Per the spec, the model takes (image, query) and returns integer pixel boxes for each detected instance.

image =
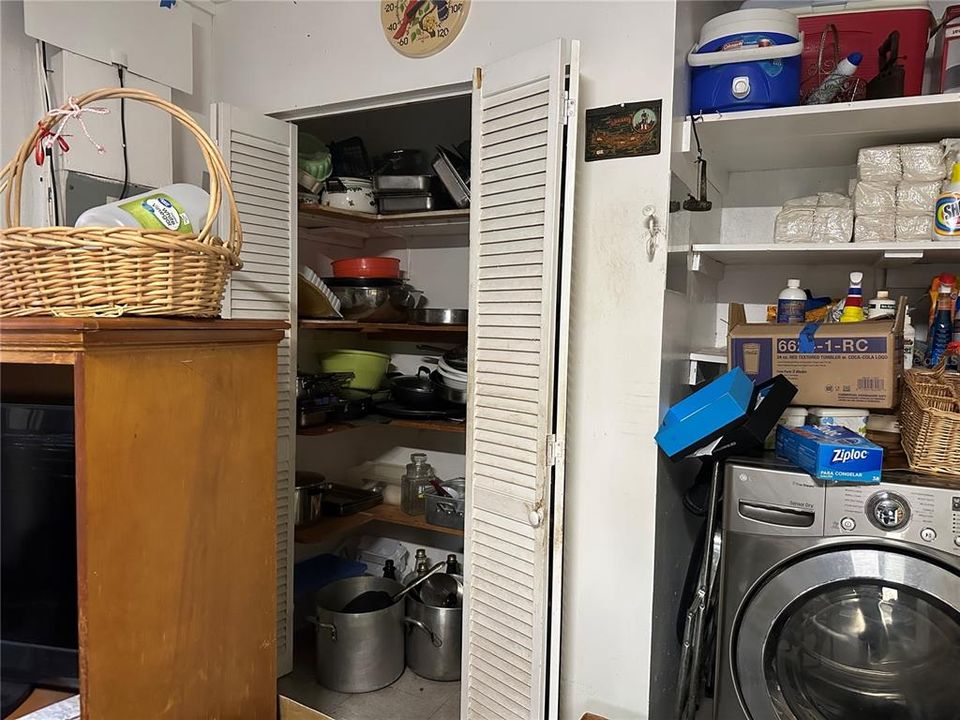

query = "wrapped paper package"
[857,145,901,183]
[853,181,897,215]
[896,214,933,241]
[854,214,895,243]
[897,181,941,214]
[900,143,948,182]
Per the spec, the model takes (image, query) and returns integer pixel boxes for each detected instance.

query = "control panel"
[825,481,960,557]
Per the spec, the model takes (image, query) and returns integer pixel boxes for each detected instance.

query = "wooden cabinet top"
[0,317,287,364]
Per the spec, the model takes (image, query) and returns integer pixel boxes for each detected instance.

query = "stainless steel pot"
[310,576,405,693]
[404,580,462,682]
[411,308,468,325]
[430,370,466,405]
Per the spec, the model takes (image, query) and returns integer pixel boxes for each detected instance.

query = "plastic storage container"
[745,1,934,98]
[764,406,808,449]
[807,406,870,436]
[688,9,803,113]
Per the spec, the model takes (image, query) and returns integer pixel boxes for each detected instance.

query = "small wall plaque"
[585,100,662,161]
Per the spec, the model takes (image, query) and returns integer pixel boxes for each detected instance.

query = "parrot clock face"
[381,0,470,58]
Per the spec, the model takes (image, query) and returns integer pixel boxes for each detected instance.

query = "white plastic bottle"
[75,183,209,234]
[805,52,863,105]
[866,290,896,319]
[777,279,806,324]
[903,309,916,370]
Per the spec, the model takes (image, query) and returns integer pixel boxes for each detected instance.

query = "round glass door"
[767,583,960,720]
[735,548,960,720]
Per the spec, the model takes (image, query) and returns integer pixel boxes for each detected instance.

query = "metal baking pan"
[320,483,383,516]
[378,194,435,214]
[373,174,432,194]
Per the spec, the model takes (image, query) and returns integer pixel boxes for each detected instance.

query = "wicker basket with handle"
[0,88,241,317]
[899,353,960,478]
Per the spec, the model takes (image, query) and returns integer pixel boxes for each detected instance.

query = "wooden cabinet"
[0,318,285,720]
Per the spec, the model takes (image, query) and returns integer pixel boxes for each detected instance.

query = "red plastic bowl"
[331,256,401,279]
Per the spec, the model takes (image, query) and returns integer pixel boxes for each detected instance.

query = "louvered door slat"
[465,40,578,720]
[213,102,296,678]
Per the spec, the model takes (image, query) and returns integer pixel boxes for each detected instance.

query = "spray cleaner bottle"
[933,162,960,241]
[839,272,865,323]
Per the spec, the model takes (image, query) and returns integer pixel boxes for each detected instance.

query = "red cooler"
[746,1,934,97]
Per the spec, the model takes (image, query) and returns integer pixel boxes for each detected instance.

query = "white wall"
[1,0,46,227]
[213,2,680,718]
[1,0,214,224]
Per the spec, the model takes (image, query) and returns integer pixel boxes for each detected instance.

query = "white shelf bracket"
[689,251,724,281]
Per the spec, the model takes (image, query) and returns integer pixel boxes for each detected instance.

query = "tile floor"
[279,631,460,720]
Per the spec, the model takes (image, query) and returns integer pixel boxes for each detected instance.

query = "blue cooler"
[689,9,802,113]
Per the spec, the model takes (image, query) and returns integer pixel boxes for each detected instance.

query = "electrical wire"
[35,40,59,225]
[116,64,130,199]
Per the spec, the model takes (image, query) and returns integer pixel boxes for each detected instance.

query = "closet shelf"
[298,203,470,241]
[298,415,466,436]
[689,241,959,269]
[299,319,467,338]
[295,502,464,543]
[679,92,960,180]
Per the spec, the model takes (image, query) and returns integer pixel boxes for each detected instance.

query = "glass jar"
[401,453,435,516]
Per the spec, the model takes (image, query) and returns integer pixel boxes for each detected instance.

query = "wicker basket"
[899,355,960,478]
[0,88,241,317]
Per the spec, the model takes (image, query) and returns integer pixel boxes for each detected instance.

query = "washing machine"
[714,456,960,720]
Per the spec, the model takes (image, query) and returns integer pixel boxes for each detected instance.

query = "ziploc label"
[776,424,883,484]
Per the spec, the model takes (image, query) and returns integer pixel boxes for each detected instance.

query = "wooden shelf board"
[295,502,463,543]
[298,415,465,436]
[680,93,960,177]
[298,319,467,336]
[690,241,960,267]
[298,204,469,241]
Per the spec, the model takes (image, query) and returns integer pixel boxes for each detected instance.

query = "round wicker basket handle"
[0,88,240,255]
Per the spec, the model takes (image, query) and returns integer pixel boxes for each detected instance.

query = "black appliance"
[1,403,79,698]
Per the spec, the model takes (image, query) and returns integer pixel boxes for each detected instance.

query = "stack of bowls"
[324,256,420,323]
[430,349,468,405]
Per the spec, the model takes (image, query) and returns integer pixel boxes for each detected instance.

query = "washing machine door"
[734,547,960,720]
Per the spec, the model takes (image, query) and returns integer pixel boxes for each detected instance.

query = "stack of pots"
[310,574,462,693]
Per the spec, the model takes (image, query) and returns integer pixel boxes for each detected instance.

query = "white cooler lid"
[739,1,932,17]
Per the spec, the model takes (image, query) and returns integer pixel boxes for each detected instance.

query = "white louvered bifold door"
[211,103,297,677]
[463,39,579,720]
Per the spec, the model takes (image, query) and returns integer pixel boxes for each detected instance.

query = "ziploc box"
[727,301,904,409]
[776,424,883,484]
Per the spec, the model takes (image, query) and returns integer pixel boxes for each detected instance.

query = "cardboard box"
[776,424,883,484]
[727,302,904,409]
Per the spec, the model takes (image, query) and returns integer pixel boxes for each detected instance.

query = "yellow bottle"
[933,162,960,240]
[840,271,865,323]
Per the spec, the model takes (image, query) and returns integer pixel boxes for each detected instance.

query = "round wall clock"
[381,0,470,58]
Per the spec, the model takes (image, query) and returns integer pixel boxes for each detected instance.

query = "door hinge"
[562,91,575,125]
[546,434,564,466]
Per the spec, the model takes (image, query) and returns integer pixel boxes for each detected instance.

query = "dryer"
[715,456,960,720]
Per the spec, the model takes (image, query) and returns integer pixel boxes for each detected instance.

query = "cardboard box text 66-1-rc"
[727,302,905,410]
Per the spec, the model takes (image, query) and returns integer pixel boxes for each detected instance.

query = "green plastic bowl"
[320,350,390,390]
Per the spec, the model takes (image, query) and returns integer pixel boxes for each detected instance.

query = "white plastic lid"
[698,8,799,47]
[787,279,801,288]
[782,406,808,417]
[867,414,901,433]
[808,407,870,418]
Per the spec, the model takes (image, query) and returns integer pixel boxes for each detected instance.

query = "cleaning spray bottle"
[839,271,865,323]
[933,162,960,241]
